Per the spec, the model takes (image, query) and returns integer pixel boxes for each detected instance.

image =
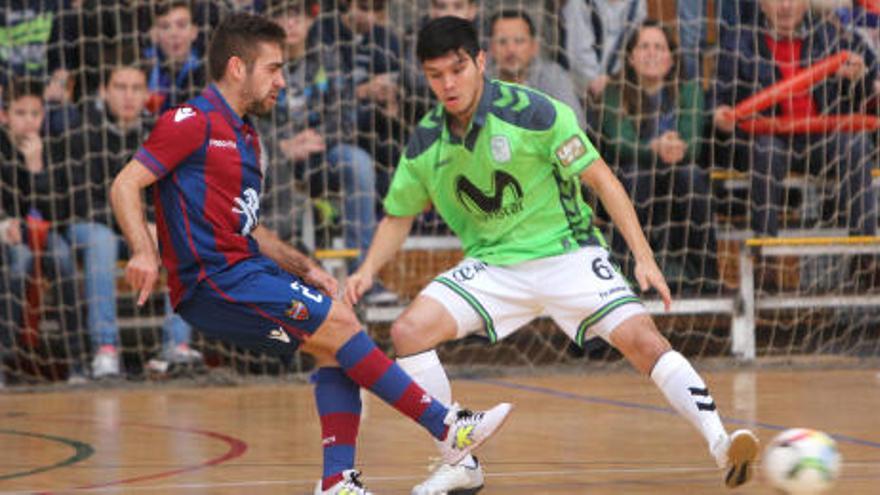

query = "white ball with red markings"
[762,428,841,494]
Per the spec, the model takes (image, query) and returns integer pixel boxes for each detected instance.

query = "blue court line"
[474,378,880,450]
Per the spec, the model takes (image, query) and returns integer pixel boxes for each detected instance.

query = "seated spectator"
[267,0,395,304]
[713,0,878,237]
[676,0,758,80]
[0,79,85,381]
[0,209,16,387]
[0,1,97,134]
[562,0,646,100]
[594,21,720,293]
[312,0,404,176]
[144,1,207,114]
[76,56,203,377]
[487,8,586,129]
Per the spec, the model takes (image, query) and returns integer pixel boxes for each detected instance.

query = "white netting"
[1,0,879,387]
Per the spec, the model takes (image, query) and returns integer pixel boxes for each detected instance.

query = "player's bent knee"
[389,317,419,349]
[610,314,672,374]
[307,301,363,354]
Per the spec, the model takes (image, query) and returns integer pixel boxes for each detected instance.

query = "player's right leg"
[391,296,485,495]
[304,302,513,467]
[390,260,538,495]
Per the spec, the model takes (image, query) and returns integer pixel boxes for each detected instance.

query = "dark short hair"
[417,16,480,63]
[153,0,194,22]
[100,43,148,87]
[490,9,536,38]
[5,78,44,106]
[349,0,386,12]
[207,13,286,82]
[430,0,477,5]
[267,0,318,18]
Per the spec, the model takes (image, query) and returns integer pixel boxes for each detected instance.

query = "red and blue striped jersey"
[135,84,264,307]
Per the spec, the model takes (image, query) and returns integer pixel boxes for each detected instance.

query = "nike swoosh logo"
[174,107,195,122]
[268,328,291,344]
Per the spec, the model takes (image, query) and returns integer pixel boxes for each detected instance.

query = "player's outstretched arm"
[250,225,337,297]
[345,214,415,305]
[580,158,672,310]
[111,159,161,306]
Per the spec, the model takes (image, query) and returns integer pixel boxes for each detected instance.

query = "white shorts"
[421,246,646,346]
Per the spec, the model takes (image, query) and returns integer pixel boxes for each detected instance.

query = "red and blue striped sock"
[314,367,362,491]
[336,331,450,440]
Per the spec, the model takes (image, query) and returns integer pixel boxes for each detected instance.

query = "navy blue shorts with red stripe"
[176,256,332,356]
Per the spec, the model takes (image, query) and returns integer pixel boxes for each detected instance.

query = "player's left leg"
[607,314,758,488]
[545,246,758,488]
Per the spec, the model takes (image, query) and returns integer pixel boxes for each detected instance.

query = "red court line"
[31,419,248,494]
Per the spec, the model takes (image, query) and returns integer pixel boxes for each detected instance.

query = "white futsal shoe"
[440,403,513,464]
[314,469,373,495]
[712,429,759,488]
[412,456,484,495]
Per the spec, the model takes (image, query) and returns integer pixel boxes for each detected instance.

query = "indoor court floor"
[1,368,879,494]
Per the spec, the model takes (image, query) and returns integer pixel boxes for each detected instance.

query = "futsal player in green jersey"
[346,16,758,494]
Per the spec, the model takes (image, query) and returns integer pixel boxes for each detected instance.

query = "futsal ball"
[762,428,841,494]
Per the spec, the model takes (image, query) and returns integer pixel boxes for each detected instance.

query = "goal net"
[1,0,878,386]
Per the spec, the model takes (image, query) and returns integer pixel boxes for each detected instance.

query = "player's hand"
[126,250,160,306]
[836,53,866,82]
[634,258,672,311]
[304,265,338,298]
[713,105,736,133]
[344,271,374,306]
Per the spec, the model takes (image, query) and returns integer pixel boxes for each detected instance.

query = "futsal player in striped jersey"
[110,13,512,495]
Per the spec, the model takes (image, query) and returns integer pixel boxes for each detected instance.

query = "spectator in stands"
[267,0,396,304]
[713,0,879,237]
[318,0,403,176]
[562,0,646,100]
[0,1,96,134]
[0,79,86,381]
[677,1,757,81]
[594,21,720,293]
[0,209,17,387]
[488,9,586,129]
[144,1,207,114]
[76,58,203,377]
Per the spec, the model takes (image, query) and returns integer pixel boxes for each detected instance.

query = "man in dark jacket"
[0,78,85,380]
[713,0,878,236]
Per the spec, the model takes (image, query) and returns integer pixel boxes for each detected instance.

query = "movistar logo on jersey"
[455,171,524,220]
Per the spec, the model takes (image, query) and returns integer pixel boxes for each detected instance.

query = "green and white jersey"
[384,78,604,265]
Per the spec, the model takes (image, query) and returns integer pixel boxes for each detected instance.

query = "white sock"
[650,351,728,458]
[398,350,476,468]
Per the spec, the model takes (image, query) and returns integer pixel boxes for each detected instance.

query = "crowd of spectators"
[1,0,878,385]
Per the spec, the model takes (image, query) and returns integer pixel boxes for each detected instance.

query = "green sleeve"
[383,155,430,217]
[677,82,705,165]
[548,102,600,178]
